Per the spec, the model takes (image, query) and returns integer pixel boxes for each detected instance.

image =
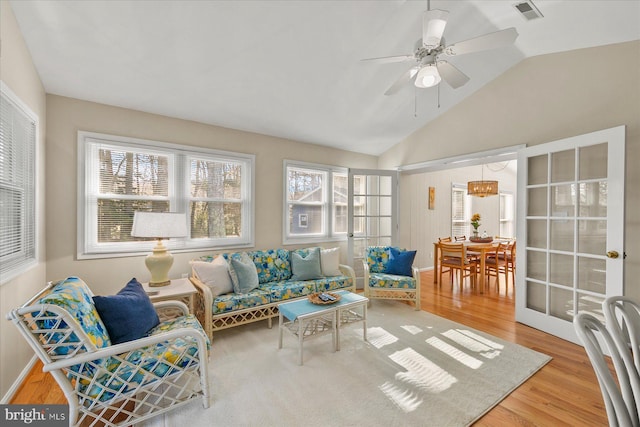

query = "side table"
[142,277,196,314]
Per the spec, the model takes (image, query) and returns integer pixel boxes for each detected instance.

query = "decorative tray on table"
[469,236,494,243]
[308,292,341,305]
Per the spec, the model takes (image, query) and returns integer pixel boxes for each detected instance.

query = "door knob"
[606,251,619,259]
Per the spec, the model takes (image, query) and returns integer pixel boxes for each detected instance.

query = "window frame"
[0,81,39,285]
[78,131,255,258]
[451,183,471,237]
[283,160,348,245]
[499,191,515,238]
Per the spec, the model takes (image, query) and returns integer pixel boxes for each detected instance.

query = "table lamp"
[131,212,188,287]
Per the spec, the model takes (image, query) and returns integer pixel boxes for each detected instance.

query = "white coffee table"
[277,290,368,365]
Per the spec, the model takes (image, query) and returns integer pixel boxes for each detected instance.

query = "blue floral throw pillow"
[92,278,160,345]
[384,247,416,277]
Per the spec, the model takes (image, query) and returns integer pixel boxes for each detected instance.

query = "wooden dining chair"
[454,235,466,241]
[439,243,477,290]
[438,237,453,277]
[485,241,516,293]
[485,242,508,291]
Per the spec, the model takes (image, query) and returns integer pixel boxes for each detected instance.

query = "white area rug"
[144,300,551,427]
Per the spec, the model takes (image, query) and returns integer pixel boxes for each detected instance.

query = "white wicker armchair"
[7,278,210,427]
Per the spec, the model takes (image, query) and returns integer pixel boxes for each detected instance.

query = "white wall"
[400,163,517,270]
[379,40,640,300]
[0,1,47,400]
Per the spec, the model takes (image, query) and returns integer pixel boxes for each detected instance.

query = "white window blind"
[283,161,347,244]
[451,184,470,237]
[79,132,254,257]
[1,83,37,283]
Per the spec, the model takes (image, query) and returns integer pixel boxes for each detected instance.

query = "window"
[79,132,254,257]
[284,161,347,243]
[1,82,38,284]
[500,191,515,238]
[451,183,471,237]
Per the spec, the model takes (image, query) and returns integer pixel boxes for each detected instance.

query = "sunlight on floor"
[441,329,502,359]
[379,381,423,413]
[400,325,423,335]
[389,348,457,393]
[426,336,483,369]
[367,326,399,349]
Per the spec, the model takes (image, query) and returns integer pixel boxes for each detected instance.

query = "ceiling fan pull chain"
[437,83,441,108]
[414,89,418,117]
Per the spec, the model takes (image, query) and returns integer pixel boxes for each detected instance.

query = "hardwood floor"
[11,270,607,426]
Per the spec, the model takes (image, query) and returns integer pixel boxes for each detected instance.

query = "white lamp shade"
[415,65,442,88]
[131,212,188,238]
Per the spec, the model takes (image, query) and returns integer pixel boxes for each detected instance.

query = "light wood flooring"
[11,270,607,425]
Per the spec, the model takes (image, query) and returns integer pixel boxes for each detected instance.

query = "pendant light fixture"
[467,165,498,197]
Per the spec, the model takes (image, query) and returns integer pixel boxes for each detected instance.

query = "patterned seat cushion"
[314,276,353,292]
[80,315,208,402]
[259,280,316,302]
[211,288,271,314]
[38,276,111,354]
[368,272,416,289]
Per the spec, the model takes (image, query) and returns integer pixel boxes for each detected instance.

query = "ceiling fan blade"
[384,67,419,96]
[437,61,470,89]
[422,9,449,49]
[444,27,518,56]
[361,54,414,64]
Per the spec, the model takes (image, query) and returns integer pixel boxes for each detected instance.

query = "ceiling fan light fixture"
[414,65,441,88]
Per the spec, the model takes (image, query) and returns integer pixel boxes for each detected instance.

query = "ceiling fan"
[362,5,519,96]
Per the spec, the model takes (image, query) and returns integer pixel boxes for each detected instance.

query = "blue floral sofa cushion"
[38,276,111,354]
[365,246,393,273]
[211,289,271,315]
[368,273,416,289]
[221,249,292,284]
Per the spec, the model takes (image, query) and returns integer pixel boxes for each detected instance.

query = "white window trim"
[77,131,255,259]
[283,160,347,245]
[0,81,39,285]
[451,183,471,236]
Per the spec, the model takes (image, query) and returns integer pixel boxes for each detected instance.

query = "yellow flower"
[470,213,481,229]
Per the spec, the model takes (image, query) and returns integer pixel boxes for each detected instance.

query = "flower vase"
[472,229,479,239]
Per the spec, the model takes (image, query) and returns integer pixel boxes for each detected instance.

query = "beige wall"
[45,95,377,296]
[379,40,640,300]
[0,1,47,400]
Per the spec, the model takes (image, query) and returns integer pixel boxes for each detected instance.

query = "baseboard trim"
[1,355,38,404]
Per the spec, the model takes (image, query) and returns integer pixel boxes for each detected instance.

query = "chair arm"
[153,300,190,317]
[42,327,209,373]
[339,264,357,292]
[189,276,213,340]
[362,261,370,296]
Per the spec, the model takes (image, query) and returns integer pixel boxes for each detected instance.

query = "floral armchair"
[363,246,421,310]
[7,277,210,427]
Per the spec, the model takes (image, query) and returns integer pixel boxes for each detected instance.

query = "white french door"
[347,169,398,289]
[515,126,625,343]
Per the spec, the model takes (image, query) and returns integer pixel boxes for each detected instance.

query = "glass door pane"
[516,126,625,344]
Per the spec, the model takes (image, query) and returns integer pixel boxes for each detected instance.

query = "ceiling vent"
[513,1,544,21]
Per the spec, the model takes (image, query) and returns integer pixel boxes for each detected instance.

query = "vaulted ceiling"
[10,0,640,155]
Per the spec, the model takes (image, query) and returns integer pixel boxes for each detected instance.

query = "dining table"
[433,239,508,294]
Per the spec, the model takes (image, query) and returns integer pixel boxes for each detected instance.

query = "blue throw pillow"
[92,278,160,345]
[291,247,323,281]
[384,247,416,277]
[228,253,260,294]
